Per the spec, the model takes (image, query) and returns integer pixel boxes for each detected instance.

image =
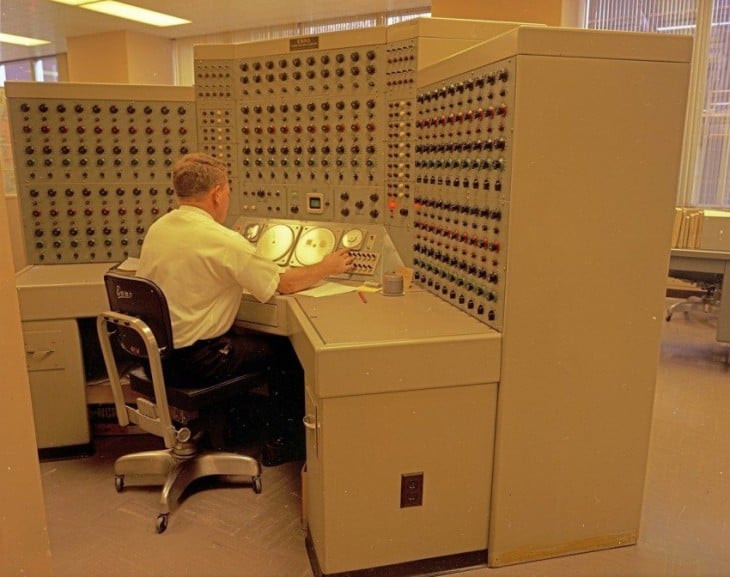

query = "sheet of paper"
[116,257,140,272]
[296,282,357,298]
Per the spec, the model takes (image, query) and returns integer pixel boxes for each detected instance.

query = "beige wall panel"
[488,54,691,565]
[67,31,172,84]
[0,166,53,577]
[126,32,174,85]
[67,31,131,83]
[432,0,564,25]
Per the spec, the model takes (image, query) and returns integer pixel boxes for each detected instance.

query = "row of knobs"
[416,70,509,103]
[414,199,502,220]
[242,100,376,114]
[244,157,376,167]
[25,156,182,169]
[241,51,377,71]
[20,124,188,135]
[34,225,148,238]
[19,103,187,115]
[241,66,376,83]
[243,144,376,155]
[416,105,508,128]
[413,265,498,320]
[419,89,507,113]
[241,122,375,135]
[416,139,506,153]
[414,157,506,170]
[414,230,500,252]
[413,246,501,281]
[31,206,159,219]
[243,170,376,182]
[24,145,185,155]
[417,175,503,191]
[28,187,174,198]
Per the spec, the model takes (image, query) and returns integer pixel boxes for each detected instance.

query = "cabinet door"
[23,319,90,448]
[315,383,498,574]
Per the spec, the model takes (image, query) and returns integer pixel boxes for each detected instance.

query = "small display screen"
[306,193,324,213]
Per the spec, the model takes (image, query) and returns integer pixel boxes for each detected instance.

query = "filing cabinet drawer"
[22,319,90,449]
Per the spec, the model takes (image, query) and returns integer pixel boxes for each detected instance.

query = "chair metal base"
[114,446,262,532]
[666,294,720,321]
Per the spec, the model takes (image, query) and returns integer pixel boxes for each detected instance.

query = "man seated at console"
[136,152,353,465]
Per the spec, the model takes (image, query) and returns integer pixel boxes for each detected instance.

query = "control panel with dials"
[234,216,400,282]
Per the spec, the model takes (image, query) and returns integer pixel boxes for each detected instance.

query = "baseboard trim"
[38,442,94,461]
[305,532,487,577]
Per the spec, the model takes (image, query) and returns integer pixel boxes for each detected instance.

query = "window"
[586,1,730,207]
[0,55,60,87]
[0,60,32,85]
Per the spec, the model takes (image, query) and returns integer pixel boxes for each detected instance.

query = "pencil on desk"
[358,291,368,303]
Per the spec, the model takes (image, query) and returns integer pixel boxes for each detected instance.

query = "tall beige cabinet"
[416,26,692,565]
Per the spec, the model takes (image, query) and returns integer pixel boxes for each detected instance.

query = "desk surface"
[669,248,730,275]
[288,290,502,398]
[295,290,495,345]
[15,263,111,320]
[671,248,730,261]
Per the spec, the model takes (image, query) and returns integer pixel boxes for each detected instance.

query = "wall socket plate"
[400,472,424,508]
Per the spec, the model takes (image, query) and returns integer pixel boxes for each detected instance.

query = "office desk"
[669,249,730,342]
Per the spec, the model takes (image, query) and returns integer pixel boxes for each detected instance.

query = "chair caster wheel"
[156,514,168,534]
[115,475,124,492]
[253,475,262,494]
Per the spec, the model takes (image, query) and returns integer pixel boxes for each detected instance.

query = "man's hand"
[320,248,354,276]
[277,248,354,294]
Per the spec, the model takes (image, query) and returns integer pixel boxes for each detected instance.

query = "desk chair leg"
[114,449,178,487]
[115,449,263,533]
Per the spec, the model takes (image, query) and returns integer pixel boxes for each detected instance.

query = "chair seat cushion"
[128,366,266,412]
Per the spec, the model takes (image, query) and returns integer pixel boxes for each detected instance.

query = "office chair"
[96,271,264,533]
[665,270,723,322]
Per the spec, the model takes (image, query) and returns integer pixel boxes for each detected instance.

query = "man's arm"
[277,248,354,294]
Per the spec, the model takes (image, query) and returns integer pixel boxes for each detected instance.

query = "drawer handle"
[302,415,316,429]
[26,348,55,361]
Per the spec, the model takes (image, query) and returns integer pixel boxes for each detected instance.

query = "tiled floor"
[40,301,730,577]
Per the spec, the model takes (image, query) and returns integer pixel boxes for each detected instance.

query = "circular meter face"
[256,224,295,261]
[242,222,261,242]
[341,228,364,249]
[295,227,336,265]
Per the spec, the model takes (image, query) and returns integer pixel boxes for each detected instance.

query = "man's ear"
[212,185,223,203]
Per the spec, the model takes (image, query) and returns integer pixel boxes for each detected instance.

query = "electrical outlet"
[400,472,424,508]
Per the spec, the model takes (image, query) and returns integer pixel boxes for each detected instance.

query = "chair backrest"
[103,271,174,359]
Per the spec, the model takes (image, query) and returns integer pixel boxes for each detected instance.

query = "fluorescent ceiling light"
[0,32,51,46]
[79,1,191,27]
[50,0,190,27]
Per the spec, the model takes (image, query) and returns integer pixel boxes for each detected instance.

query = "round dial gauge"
[256,224,295,261]
[341,228,364,249]
[243,222,261,242]
[295,227,336,265]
